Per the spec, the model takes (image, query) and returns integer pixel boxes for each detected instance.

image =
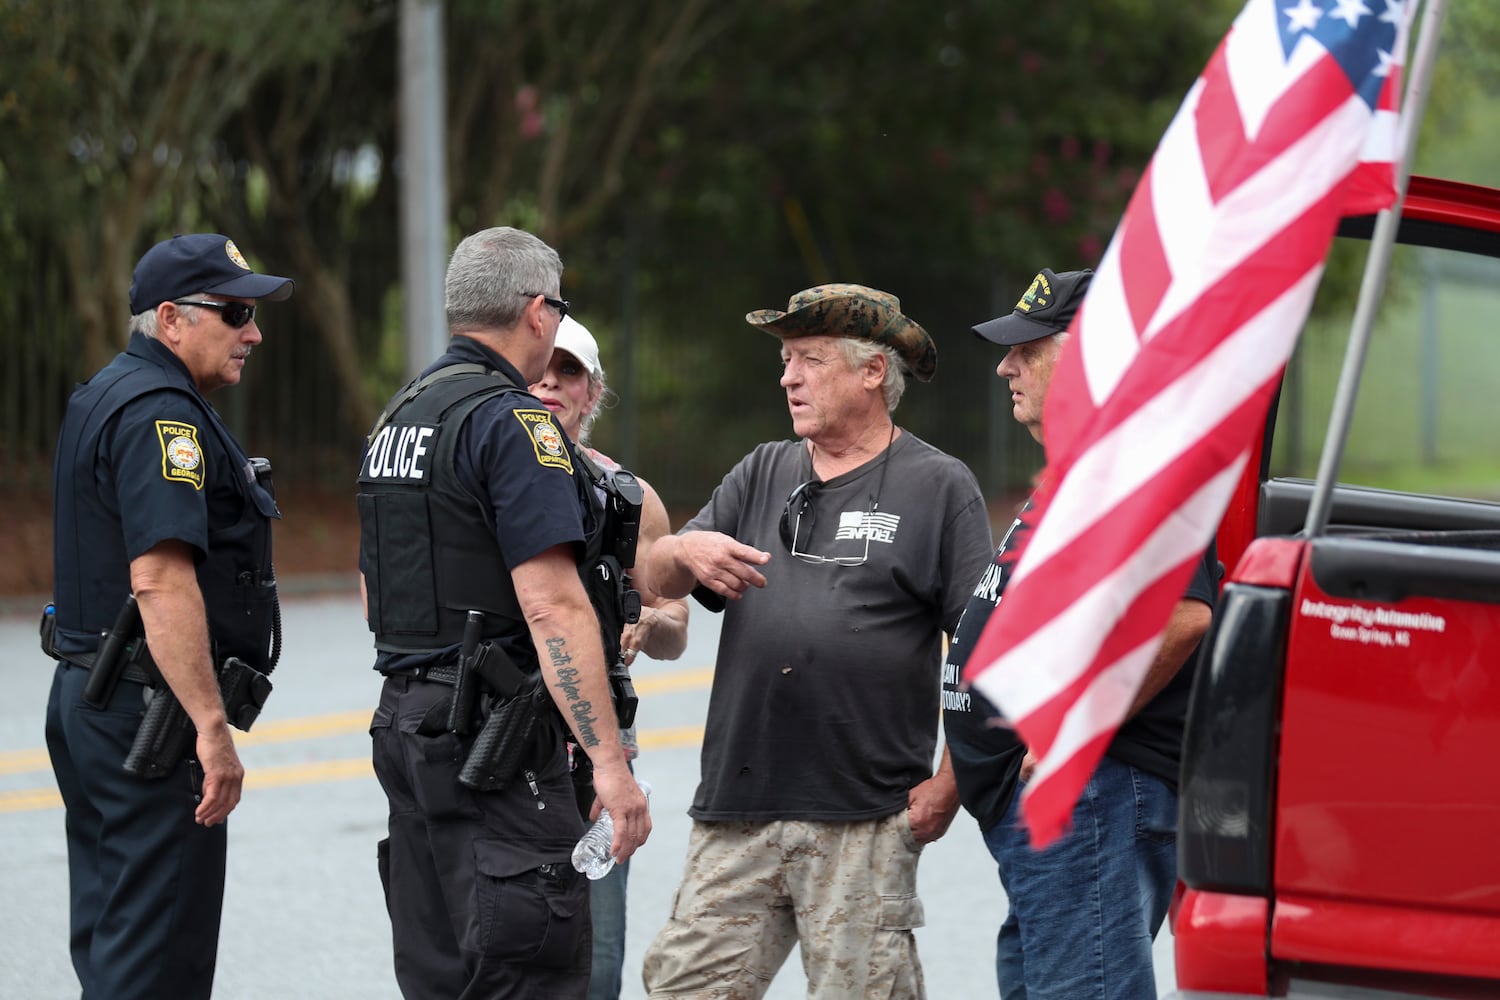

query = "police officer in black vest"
[43,233,293,1000]
[359,226,650,999]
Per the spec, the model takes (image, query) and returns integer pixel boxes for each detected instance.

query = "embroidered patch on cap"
[513,409,573,474]
[224,239,251,270]
[155,419,205,490]
[1014,271,1052,313]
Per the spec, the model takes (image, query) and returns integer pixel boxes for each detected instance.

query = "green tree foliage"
[8,0,1496,514]
[0,0,380,376]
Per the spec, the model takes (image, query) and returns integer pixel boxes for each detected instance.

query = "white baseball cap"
[554,315,603,378]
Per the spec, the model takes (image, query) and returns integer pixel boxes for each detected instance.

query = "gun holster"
[218,657,273,731]
[607,659,638,730]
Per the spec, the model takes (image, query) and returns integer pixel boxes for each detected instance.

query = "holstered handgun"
[124,656,273,780]
[123,686,194,779]
[458,680,543,791]
[455,635,542,792]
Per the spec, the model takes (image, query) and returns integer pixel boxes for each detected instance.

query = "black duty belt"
[382,663,461,686]
[64,654,151,686]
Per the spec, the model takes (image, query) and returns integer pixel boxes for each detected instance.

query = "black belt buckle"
[536,862,563,884]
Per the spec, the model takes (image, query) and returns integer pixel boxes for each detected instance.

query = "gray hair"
[129,305,205,340]
[837,338,908,412]
[445,227,563,334]
[128,311,158,339]
[576,369,616,446]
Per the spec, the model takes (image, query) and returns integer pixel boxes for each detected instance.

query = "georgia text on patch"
[155,419,205,490]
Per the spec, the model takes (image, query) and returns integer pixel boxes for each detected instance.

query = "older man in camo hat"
[640,283,994,998]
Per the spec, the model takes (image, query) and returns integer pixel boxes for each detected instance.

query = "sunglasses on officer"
[520,292,570,320]
[174,300,256,329]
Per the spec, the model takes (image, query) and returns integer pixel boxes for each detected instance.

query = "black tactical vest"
[51,337,281,670]
[357,364,628,666]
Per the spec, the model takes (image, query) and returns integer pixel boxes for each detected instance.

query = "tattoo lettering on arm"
[546,636,603,749]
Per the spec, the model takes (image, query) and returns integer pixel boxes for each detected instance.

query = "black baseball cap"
[129,233,294,315]
[973,268,1093,346]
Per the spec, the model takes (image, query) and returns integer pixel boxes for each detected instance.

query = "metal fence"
[10,242,1499,547]
[1,274,1046,530]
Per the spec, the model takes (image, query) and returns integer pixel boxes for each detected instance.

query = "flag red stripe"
[1116,169,1173,337]
[1021,728,1115,846]
[1048,175,1354,469]
[1197,46,1361,203]
[1013,554,1206,760]
[964,383,1273,684]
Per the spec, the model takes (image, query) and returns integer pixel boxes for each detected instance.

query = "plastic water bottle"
[571,778,651,880]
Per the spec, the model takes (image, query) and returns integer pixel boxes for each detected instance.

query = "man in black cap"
[640,283,993,998]
[44,233,293,1000]
[942,268,1217,999]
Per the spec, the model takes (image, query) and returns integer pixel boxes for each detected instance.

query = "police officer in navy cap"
[44,233,294,1000]
[359,226,649,999]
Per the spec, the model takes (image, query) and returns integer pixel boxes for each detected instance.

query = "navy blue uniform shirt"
[52,333,279,658]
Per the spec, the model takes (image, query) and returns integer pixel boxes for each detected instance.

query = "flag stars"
[1283,0,1323,32]
[1331,0,1372,28]
[1373,46,1395,77]
[1379,0,1405,25]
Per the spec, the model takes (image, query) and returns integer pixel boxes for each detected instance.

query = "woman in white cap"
[530,315,689,1000]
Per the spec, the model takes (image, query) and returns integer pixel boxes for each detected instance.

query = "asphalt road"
[1,592,1176,998]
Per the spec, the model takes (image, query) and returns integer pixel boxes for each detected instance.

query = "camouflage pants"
[641,813,926,999]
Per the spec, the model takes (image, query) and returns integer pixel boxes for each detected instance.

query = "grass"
[1270,240,1500,503]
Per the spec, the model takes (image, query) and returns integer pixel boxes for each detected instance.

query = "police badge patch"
[512,409,573,474]
[155,419,205,490]
[224,239,251,270]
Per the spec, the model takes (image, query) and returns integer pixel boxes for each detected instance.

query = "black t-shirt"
[942,497,1218,832]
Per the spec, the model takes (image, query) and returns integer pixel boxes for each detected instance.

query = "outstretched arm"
[622,478,689,661]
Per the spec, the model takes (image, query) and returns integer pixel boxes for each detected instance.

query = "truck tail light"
[1179,583,1291,894]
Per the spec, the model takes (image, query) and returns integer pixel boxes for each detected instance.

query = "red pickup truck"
[1169,175,1500,998]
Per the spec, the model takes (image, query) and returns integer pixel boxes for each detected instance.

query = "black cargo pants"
[371,673,591,1000]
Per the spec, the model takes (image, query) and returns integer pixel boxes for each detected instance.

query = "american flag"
[963,0,1414,848]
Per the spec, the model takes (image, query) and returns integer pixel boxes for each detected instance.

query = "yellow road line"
[634,667,714,694]
[0,787,62,812]
[246,757,373,788]
[637,725,705,751]
[0,748,51,775]
[236,710,373,746]
[0,667,714,814]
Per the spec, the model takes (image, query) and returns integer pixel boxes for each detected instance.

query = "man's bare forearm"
[643,533,697,600]
[131,542,228,733]
[513,546,630,773]
[1126,598,1213,719]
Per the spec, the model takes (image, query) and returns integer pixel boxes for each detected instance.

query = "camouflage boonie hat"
[745,283,937,382]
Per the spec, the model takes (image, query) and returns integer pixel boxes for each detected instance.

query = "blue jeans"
[983,756,1176,1000]
[587,856,628,1000]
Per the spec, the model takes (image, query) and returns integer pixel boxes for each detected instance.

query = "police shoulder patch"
[512,409,573,474]
[155,419,205,490]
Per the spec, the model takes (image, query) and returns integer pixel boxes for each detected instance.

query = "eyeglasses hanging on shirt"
[778,425,894,567]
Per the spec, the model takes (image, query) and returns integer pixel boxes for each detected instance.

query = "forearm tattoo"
[546,636,602,749]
